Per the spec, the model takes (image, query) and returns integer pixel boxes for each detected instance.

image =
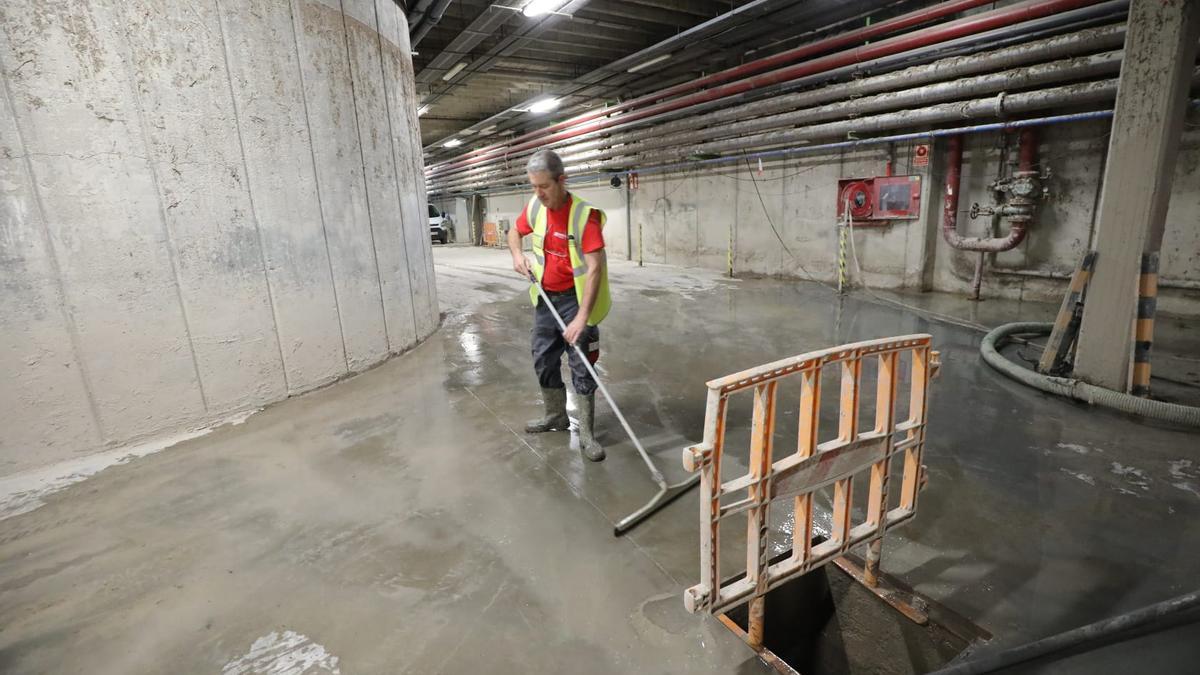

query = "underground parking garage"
[2,0,1199,673]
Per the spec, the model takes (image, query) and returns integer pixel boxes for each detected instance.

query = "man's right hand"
[513,255,531,280]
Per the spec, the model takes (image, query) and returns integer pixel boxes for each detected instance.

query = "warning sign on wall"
[913,144,930,167]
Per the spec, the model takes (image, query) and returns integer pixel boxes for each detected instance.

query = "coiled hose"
[980,322,1200,428]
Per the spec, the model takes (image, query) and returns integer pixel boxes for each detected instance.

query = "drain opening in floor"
[722,561,980,675]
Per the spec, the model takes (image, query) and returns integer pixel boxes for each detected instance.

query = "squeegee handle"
[527,270,667,488]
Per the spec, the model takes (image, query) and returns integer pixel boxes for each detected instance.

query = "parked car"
[429,204,454,244]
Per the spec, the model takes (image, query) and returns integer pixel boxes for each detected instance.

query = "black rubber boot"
[525,387,569,433]
[573,393,605,462]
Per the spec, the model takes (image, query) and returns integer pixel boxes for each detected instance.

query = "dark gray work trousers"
[532,290,599,396]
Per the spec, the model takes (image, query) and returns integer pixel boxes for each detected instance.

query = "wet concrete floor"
[2,245,1197,673]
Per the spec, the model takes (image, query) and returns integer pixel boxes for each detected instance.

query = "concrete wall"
[430,196,469,243]
[0,0,438,476]
[483,119,1199,315]
[486,178,632,256]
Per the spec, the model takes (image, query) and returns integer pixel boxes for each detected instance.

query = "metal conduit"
[436,94,1200,198]
[411,0,454,47]
[426,0,1108,178]
[429,0,1124,172]
[433,70,1122,193]
[425,6,1129,184]
[428,20,1128,188]
[425,0,1001,170]
[427,22,1118,189]
[442,110,1123,198]
[439,48,1123,189]
[426,2,1130,184]
[435,65,1200,194]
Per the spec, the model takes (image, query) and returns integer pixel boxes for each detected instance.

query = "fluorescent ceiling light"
[627,53,672,73]
[522,0,565,17]
[459,128,476,136]
[443,139,463,148]
[528,98,560,114]
[442,62,467,81]
[417,104,430,116]
[478,125,497,134]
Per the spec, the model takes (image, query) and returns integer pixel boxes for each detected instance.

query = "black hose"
[930,590,1200,674]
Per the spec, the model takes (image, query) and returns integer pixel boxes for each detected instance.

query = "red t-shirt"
[516,195,605,292]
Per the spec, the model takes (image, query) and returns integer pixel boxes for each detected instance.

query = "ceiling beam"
[415,3,521,84]
[574,3,697,29]
[512,42,628,61]
[556,0,881,105]
[541,23,656,48]
[548,12,663,37]
[620,0,726,20]
[420,0,817,156]
[420,0,595,106]
[515,34,631,54]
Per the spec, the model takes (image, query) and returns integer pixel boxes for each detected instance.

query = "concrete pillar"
[0,0,437,475]
[1074,0,1200,391]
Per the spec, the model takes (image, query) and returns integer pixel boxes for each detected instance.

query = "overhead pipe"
[596,53,1117,162]
[407,0,435,34]
[695,0,1130,113]
[610,100,1191,187]
[426,0,1104,176]
[411,0,454,47]
[435,74,1200,194]
[429,2,1127,169]
[428,21,1128,187]
[431,52,1119,192]
[422,0,846,150]
[429,109,1125,196]
[427,8,1120,187]
[587,72,1182,172]
[438,97,1200,197]
[593,21,1128,157]
[433,0,1126,159]
[425,0,1000,167]
[427,0,1103,177]
[433,72,1157,193]
[426,7,1129,184]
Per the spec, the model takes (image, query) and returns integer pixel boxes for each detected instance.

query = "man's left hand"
[563,316,588,346]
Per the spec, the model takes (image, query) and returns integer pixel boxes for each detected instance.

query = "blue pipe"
[447,99,1199,196]
[602,110,1115,181]
[451,109,1114,197]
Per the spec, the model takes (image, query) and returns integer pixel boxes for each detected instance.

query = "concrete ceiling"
[408,0,920,153]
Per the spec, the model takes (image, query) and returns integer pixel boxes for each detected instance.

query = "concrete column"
[0,0,436,475]
[1074,0,1200,391]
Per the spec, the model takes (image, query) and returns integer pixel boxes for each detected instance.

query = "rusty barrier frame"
[682,334,939,619]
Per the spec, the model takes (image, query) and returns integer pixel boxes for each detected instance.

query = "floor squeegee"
[527,270,700,536]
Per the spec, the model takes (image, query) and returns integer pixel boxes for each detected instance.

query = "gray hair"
[526,149,565,179]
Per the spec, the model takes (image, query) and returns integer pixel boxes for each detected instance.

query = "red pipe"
[1018,127,1037,172]
[944,135,965,243]
[426,0,997,170]
[428,0,1103,179]
[941,129,1038,253]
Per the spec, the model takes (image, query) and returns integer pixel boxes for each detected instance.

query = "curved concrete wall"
[0,0,437,476]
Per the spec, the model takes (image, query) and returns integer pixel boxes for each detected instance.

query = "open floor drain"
[719,557,987,675]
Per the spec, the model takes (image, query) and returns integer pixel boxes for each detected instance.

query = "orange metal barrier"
[682,335,940,621]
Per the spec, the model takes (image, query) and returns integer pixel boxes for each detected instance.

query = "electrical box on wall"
[836,175,922,224]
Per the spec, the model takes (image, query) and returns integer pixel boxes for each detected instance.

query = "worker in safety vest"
[509,149,611,462]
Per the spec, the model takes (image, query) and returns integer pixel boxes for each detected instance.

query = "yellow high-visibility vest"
[526,193,612,326]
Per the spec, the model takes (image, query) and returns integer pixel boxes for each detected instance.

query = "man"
[509,149,611,462]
